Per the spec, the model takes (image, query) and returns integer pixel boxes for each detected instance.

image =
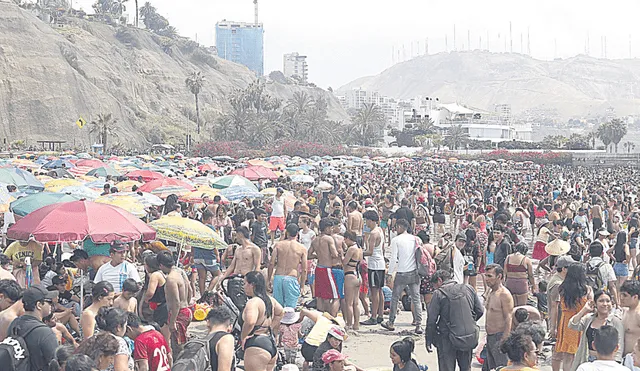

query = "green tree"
[350,103,385,146]
[445,124,470,150]
[185,71,204,134]
[597,122,613,153]
[89,113,118,153]
[609,118,628,153]
[624,141,636,153]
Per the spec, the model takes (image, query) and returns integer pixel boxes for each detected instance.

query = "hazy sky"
[74,0,640,89]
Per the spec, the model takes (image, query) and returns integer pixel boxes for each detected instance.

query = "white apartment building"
[283,52,308,83]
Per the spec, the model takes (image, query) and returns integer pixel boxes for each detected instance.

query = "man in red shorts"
[309,218,342,316]
[269,188,288,245]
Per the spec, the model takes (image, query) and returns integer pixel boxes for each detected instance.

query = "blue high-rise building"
[215,21,264,76]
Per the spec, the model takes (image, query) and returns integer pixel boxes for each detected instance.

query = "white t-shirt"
[299,229,316,250]
[272,197,285,217]
[623,354,640,371]
[577,360,628,371]
[94,261,141,293]
[388,233,417,274]
[452,247,465,284]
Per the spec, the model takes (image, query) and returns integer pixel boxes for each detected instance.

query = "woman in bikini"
[242,271,284,371]
[139,254,170,346]
[342,231,362,331]
[504,242,536,307]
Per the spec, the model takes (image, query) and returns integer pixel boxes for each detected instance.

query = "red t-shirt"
[133,329,171,371]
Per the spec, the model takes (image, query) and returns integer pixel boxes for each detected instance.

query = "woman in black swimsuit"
[140,254,170,346]
[342,231,362,331]
[242,271,284,371]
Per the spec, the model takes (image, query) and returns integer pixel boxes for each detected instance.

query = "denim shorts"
[631,238,638,250]
[614,262,629,277]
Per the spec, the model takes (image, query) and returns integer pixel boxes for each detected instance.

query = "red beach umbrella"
[229,165,278,181]
[137,178,196,193]
[7,200,156,243]
[126,170,165,182]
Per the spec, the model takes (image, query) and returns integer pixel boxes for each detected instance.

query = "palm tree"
[624,141,636,153]
[139,1,155,28]
[185,71,204,134]
[89,113,118,153]
[284,92,314,139]
[597,122,613,153]
[445,124,470,150]
[609,118,628,153]
[351,103,385,146]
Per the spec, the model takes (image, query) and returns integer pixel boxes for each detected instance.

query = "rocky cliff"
[338,50,640,120]
[0,1,349,149]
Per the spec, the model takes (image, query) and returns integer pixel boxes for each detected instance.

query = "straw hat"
[545,239,570,256]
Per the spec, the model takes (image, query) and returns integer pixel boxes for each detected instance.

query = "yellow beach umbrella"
[95,195,147,218]
[149,215,227,250]
[180,188,228,203]
[115,180,144,192]
[36,175,54,184]
[45,178,84,192]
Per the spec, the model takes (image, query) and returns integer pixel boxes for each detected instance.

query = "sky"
[73,0,640,89]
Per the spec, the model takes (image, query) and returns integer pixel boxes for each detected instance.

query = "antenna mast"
[254,0,258,25]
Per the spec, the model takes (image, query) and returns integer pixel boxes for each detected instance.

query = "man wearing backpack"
[426,269,484,371]
[4,286,58,371]
[586,242,619,306]
[381,218,423,334]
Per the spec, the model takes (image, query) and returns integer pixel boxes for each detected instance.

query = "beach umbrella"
[35,175,54,184]
[84,180,110,190]
[220,185,263,202]
[10,193,79,217]
[86,166,121,177]
[44,179,84,192]
[0,168,45,191]
[149,215,227,250]
[75,159,105,168]
[247,159,277,169]
[115,180,144,192]
[138,178,196,193]
[7,200,156,243]
[210,175,256,190]
[180,188,228,203]
[229,165,278,181]
[11,159,40,170]
[290,174,315,183]
[46,168,75,179]
[148,185,192,198]
[76,153,92,159]
[42,159,75,169]
[95,195,147,218]
[197,163,221,172]
[315,181,333,192]
[59,186,100,200]
[126,170,165,182]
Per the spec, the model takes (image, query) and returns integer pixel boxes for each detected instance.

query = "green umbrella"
[0,168,45,191]
[10,192,80,217]
[86,166,121,177]
[209,175,256,190]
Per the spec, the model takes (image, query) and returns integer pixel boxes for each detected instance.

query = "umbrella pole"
[80,268,84,311]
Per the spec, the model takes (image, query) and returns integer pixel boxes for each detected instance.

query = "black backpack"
[435,243,454,274]
[0,324,47,371]
[586,261,605,291]
[438,283,479,350]
[172,332,218,371]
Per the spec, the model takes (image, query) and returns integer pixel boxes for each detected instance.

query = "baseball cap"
[110,240,127,253]
[456,233,467,242]
[364,198,373,206]
[556,255,574,269]
[22,286,57,306]
[327,325,345,341]
[276,187,284,194]
[322,349,348,364]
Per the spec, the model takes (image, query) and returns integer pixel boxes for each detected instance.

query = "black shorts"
[301,342,318,362]
[368,269,385,289]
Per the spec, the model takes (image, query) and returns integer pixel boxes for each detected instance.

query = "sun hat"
[281,307,300,325]
[545,239,570,256]
[322,349,348,364]
[327,325,345,341]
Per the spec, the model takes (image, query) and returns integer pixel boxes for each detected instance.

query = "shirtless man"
[360,210,386,326]
[346,202,364,247]
[0,254,15,281]
[268,224,307,308]
[511,305,542,329]
[0,279,22,312]
[0,300,23,341]
[308,218,341,316]
[217,226,262,285]
[157,251,192,357]
[484,264,514,370]
[620,280,640,355]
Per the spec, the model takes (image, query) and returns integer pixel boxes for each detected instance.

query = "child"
[623,338,640,371]
[382,277,393,315]
[534,280,548,327]
[279,307,303,364]
[251,209,269,267]
[49,274,81,317]
[113,278,139,313]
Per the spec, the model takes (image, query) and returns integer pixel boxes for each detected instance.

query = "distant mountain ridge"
[338,50,640,119]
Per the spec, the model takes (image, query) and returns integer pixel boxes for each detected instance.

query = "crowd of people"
[2,156,640,371]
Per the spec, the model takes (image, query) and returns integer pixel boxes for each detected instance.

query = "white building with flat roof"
[283,52,308,83]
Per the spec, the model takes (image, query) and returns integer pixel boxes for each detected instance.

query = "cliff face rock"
[0,1,349,148]
[338,50,640,119]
